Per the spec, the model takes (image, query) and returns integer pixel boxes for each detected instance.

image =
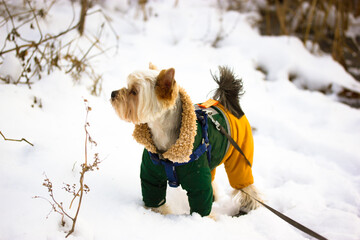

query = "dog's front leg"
[182,185,213,217]
[180,171,213,217]
[140,150,170,214]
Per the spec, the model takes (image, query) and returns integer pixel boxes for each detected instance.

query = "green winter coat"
[140,105,229,216]
[133,88,254,217]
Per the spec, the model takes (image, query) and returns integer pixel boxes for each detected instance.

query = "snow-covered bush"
[0,0,118,96]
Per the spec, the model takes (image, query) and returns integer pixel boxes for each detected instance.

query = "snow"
[1,1,360,240]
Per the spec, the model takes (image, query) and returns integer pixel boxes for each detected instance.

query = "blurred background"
[1,0,360,106]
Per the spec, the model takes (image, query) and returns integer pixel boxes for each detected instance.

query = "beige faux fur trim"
[132,87,197,163]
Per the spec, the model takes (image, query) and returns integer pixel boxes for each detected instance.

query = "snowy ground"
[1,1,360,240]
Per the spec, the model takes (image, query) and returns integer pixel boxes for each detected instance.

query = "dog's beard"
[111,87,170,125]
[111,88,140,123]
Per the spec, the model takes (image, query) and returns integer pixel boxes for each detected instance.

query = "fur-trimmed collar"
[132,87,197,163]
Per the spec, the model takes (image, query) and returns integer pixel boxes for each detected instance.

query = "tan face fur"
[111,68,179,124]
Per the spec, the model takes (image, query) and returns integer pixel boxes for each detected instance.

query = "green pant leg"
[140,149,168,208]
[177,154,213,216]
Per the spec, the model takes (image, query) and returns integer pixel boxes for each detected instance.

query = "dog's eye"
[129,89,137,96]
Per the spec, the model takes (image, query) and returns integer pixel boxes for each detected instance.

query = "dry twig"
[35,99,101,238]
[0,130,34,146]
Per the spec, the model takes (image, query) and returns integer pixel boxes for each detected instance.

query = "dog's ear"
[149,62,158,70]
[155,68,177,101]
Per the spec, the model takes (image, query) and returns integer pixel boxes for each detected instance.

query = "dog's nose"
[111,90,118,100]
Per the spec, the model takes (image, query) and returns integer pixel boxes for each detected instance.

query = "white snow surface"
[0,1,360,240]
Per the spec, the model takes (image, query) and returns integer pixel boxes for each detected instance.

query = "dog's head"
[111,65,179,124]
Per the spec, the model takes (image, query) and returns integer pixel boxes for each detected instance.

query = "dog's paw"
[207,212,217,221]
[148,203,172,215]
[232,184,262,215]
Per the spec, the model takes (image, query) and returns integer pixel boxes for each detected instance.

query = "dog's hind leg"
[210,168,220,202]
[232,184,262,216]
[211,180,220,202]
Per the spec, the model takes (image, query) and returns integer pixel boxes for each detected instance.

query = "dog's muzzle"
[111,90,119,100]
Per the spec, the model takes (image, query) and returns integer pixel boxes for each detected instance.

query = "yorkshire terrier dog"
[111,63,261,217]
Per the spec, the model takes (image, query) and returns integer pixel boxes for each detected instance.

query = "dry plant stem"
[313,0,333,50]
[69,189,81,209]
[78,0,88,35]
[65,39,99,74]
[37,193,74,221]
[34,174,74,226]
[33,103,100,237]
[33,196,68,225]
[275,0,288,35]
[265,3,271,35]
[0,0,83,56]
[304,0,318,44]
[66,173,84,238]
[332,1,345,65]
[1,0,16,29]
[86,8,120,44]
[0,130,34,146]
[0,24,79,57]
[65,102,91,238]
[138,0,148,21]
[27,0,43,40]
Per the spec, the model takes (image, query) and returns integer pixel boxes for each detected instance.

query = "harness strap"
[195,109,211,164]
[149,153,178,187]
[149,142,208,187]
[149,109,211,188]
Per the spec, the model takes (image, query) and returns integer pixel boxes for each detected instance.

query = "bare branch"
[0,24,79,57]
[35,99,101,238]
[0,130,34,146]
[78,0,88,36]
[26,0,43,40]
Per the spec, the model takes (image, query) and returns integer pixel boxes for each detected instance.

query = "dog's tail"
[211,66,244,118]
